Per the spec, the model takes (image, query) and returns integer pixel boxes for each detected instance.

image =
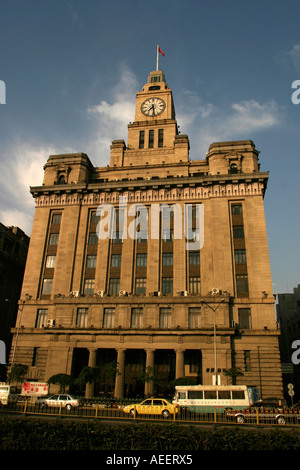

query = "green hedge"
[1,417,300,450]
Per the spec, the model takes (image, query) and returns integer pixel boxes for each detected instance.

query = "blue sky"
[0,0,299,294]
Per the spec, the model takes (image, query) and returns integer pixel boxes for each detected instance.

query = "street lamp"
[201,297,225,386]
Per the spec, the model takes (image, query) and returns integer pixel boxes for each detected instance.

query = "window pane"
[90,212,100,225]
[86,255,97,268]
[88,232,98,244]
[189,307,201,328]
[231,204,243,215]
[159,308,172,328]
[76,308,88,328]
[139,130,145,149]
[149,130,154,148]
[36,309,47,328]
[162,228,173,242]
[236,275,248,293]
[109,278,120,295]
[136,253,147,267]
[42,279,52,295]
[84,279,95,295]
[238,308,251,328]
[162,277,173,294]
[189,252,200,266]
[131,308,143,328]
[49,233,59,245]
[204,390,217,399]
[233,225,244,238]
[235,249,246,264]
[135,278,146,295]
[111,254,121,267]
[158,129,164,147]
[46,255,56,268]
[189,276,200,293]
[162,253,173,266]
[51,213,62,224]
[103,308,115,328]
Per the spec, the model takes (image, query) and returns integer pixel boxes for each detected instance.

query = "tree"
[7,363,28,386]
[48,373,73,393]
[223,367,244,384]
[76,366,100,389]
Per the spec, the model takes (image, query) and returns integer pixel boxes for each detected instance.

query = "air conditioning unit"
[119,290,127,296]
[97,290,104,297]
[211,288,220,295]
[153,291,161,297]
[47,319,55,328]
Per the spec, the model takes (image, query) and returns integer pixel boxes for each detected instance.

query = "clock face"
[141,97,166,117]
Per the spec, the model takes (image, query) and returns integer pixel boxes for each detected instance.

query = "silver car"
[43,394,80,410]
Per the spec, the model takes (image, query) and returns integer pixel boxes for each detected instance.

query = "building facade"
[0,224,29,378]
[276,285,300,401]
[11,69,283,398]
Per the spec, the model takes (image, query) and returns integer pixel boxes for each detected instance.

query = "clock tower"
[110,69,189,167]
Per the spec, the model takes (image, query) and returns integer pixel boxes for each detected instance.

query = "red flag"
[158,47,165,56]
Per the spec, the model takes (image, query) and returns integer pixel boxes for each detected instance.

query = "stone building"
[0,224,29,377]
[11,69,283,398]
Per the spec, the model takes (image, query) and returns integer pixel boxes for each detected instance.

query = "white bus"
[173,385,259,413]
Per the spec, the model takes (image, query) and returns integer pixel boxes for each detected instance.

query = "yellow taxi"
[123,398,179,418]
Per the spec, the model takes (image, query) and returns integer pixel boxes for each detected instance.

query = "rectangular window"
[83,279,95,295]
[162,277,173,294]
[136,230,148,243]
[233,225,244,238]
[41,279,52,295]
[189,251,200,266]
[103,308,115,328]
[189,276,200,294]
[159,308,172,328]
[232,390,245,399]
[32,347,38,366]
[162,253,173,266]
[234,249,247,264]
[244,351,251,372]
[45,255,56,268]
[236,275,249,293]
[188,390,203,399]
[86,255,97,268]
[149,130,154,148]
[162,228,173,242]
[111,254,122,268]
[51,213,62,225]
[136,253,147,267]
[218,391,231,399]
[88,232,98,245]
[90,212,100,225]
[139,130,145,149]
[188,307,201,328]
[76,308,88,328]
[108,278,120,295]
[204,390,217,399]
[238,308,251,329]
[131,308,143,328]
[48,233,59,245]
[158,129,164,147]
[135,278,146,295]
[231,204,243,215]
[35,309,48,328]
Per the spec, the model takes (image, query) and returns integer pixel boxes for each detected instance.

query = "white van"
[0,383,11,405]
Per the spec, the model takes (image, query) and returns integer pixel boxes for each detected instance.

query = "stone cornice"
[30,171,268,207]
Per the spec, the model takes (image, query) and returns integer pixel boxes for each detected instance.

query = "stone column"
[144,349,155,397]
[114,348,125,398]
[85,348,97,398]
[175,349,185,379]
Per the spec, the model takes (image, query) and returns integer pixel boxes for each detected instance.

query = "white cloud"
[0,141,69,235]
[86,65,137,163]
[177,94,281,158]
[286,43,300,72]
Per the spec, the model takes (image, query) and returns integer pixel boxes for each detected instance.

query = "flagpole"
[156,44,159,71]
